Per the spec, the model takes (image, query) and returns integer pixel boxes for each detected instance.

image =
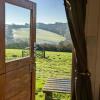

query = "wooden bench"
[43,78,71,100]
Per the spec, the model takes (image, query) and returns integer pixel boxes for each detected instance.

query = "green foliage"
[6,42,29,49]
[36,44,72,52]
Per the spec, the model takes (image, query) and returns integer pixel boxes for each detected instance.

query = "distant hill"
[36,29,65,44]
[13,28,66,44]
[37,22,70,36]
[6,23,72,46]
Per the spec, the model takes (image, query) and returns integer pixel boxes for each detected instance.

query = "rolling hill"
[37,22,69,36]
[12,28,66,44]
[36,29,65,44]
[6,23,72,45]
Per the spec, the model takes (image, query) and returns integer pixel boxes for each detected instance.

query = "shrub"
[12,55,17,57]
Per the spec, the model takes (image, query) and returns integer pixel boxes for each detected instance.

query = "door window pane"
[5,3,30,61]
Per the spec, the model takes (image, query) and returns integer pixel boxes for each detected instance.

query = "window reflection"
[5,3,30,61]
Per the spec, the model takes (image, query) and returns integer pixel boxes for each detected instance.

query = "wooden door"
[0,0,36,100]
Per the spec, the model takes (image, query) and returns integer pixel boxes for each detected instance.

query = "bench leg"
[45,92,52,100]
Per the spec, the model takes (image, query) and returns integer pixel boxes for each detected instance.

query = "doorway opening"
[33,0,73,100]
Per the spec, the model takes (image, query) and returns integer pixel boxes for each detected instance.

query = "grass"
[36,51,72,100]
[5,49,72,100]
[5,49,29,61]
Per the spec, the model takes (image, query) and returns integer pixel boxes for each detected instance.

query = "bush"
[12,55,17,57]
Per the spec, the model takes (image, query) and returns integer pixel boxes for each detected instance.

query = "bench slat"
[43,78,71,93]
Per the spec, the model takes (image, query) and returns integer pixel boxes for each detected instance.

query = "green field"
[36,51,72,100]
[6,49,72,100]
[5,49,29,61]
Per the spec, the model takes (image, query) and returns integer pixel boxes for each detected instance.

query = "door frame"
[0,0,36,99]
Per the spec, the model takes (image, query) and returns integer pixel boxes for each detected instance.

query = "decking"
[43,78,71,100]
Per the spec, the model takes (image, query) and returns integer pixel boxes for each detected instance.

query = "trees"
[6,41,28,49]
[36,42,72,52]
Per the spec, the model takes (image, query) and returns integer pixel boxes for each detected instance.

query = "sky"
[6,0,67,24]
[5,3,30,25]
[32,0,67,24]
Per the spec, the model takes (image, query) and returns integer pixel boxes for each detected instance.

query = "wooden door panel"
[6,58,32,72]
[5,66,31,100]
[0,0,5,74]
[7,91,30,100]
[6,0,33,10]
[0,74,5,100]
[0,0,36,99]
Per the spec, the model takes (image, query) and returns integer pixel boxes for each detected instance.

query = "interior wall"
[85,0,100,99]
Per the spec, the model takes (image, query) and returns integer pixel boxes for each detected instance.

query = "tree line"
[6,41,72,52]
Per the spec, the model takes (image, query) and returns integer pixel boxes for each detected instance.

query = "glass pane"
[5,3,30,61]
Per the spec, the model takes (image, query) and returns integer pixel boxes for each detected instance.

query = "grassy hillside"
[36,29,65,44]
[13,28,65,44]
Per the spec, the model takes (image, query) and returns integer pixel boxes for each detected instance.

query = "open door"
[0,0,36,100]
